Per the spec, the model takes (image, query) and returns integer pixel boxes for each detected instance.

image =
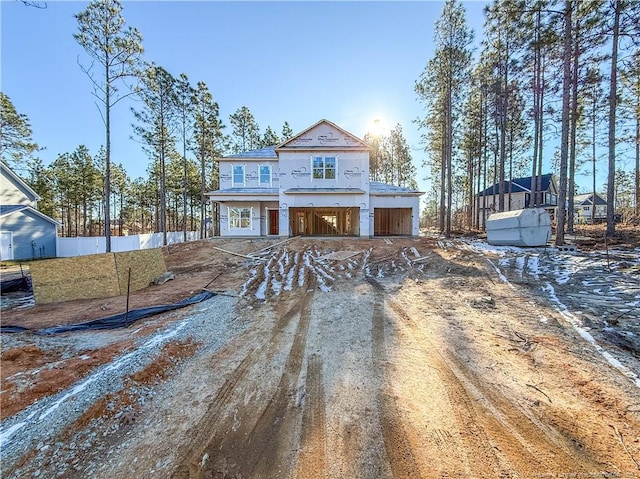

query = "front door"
[0,231,14,260]
[268,210,279,235]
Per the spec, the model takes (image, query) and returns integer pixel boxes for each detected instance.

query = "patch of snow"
[527,255,540,280]
[542,282,640,389]
[486,259,515,290]
[240,268,258,296]
[515,256,525,277]
[271,278,282,296]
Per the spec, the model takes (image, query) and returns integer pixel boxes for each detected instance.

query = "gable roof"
[574,193,607,206]
[0,204,61,226]
[275,119,370,151]
[477,173,554,196]
[0,161,41,202]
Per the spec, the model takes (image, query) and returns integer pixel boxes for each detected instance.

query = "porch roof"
[283,188,365,194]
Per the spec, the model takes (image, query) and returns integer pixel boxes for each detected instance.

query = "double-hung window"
[229,207,252,229]
[232,165,245,186]
[312,156,336,179]
[259,165,271,186]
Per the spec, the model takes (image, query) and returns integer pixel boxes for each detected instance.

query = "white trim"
[258,164,272,187]
[0,231,14,261]
[311,155,337,181]
[265,207,279,235]
[0,161,41,202]
[232,164,245,187]
[228,206,252,230]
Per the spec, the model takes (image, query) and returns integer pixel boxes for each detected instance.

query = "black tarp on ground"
[1,277,31,294]
[0,291,215,335]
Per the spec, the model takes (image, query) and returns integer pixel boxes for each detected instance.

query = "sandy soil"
[1,235,639,478]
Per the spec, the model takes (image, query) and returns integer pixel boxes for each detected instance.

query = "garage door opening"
[374,208,412,236]
[290,207,359,236]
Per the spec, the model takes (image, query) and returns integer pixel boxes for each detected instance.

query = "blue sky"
[2,0,493,196]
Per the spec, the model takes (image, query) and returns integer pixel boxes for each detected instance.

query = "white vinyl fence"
[56,231,201,258]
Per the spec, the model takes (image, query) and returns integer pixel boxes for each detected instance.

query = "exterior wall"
[0,210,57,260]
[260,201,279,235]
[477,191,527,214]
[218,201,262,237]
[0,168,37,207]
[218,160,279,189]
[369,195,420,236]
[276,122,371,237]
[575,204,607,223]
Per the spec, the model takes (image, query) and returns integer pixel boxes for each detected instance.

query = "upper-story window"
[232,165,245,186]
[259,165,271,186]
[312,156,336,179]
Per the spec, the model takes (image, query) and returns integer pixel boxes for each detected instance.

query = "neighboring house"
[206,119,423,237]
[574,193,607,224]
[476,173,558,228]
[0,161,60,260]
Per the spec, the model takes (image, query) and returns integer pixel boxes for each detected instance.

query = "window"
[233,165,244,186]
[259,165,271,186]
[545,192,557,205]
[312,156,336,179]
[229,207,252,229]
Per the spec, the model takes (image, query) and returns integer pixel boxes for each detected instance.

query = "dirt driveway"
[2,236,639,478]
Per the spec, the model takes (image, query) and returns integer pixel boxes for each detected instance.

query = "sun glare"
[368,117,386,137]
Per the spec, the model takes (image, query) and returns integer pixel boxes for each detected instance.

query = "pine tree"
[261,126,280,147]
[416,0,473,237]
[192,81,224,237]
[175,73,194,241]
[132,64,178,246]
[74,0,143,251]
[229,106,260,153]
[281,122,294,141]
[0,92,39,168]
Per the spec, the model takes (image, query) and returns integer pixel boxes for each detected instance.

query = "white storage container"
[486,208,551,247]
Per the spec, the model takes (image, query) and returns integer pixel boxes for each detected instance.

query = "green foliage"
[229,106,260,153]
[0,92,39,167]
[260,126,280,147]
[74,0,143,248]
[281,121,294,142]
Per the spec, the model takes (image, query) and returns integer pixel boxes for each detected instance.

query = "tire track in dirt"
[170,348,258,479]
[172,285,316,478]
[295,353,327,479]
[386,292,605,476]
[367,277,424,479]
[240,284,315,477]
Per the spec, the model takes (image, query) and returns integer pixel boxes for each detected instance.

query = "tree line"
[416,0,639,243]
[3,0,420,247]
[1,0,299,248]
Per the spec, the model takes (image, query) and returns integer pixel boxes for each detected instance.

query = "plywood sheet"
[114,248,166,295]
[30,253,119,304]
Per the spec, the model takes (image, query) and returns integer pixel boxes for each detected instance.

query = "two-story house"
[574,193,608,224]
[0,161,60,260]
[206,119,423,237]
[476,173,558,228]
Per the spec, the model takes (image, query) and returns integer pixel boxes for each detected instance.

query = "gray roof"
[284,188,365,194]
[224,147,278,159]
[0,205,26,216]
[370,182,422,194]
[574,193,607,206]
[0,204,61,225]
[205,188,278,195]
